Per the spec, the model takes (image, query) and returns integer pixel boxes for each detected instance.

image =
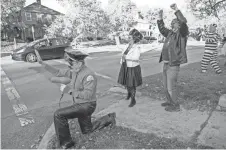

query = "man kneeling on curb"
[38,46,97,149]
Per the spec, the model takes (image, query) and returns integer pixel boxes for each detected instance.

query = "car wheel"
[26,52,37,63]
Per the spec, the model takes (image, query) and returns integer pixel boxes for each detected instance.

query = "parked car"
[11,37,70,63]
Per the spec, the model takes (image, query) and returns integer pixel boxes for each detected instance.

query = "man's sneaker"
[165,104,180,112]
[61,141,75,149]
[161,102,172,107]
[201,70,207,73]
[216,71,222,74]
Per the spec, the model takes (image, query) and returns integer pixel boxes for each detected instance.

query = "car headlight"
[16,48,26,53]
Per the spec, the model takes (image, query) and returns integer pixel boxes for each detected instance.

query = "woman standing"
[118,29,143,107]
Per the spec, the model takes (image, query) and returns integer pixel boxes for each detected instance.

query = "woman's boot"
[129,87,136,107]
[126,87,131,100]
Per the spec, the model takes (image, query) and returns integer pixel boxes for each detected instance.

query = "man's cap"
[65,46,89,61]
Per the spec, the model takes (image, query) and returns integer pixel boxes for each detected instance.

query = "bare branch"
[213,0,226,8]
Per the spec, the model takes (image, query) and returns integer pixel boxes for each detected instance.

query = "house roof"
[23,2,62,15]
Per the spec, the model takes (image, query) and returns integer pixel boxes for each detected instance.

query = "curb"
[37,88,128,149]
[1,52,11,58]
[38,110,105,149]
[38,123,55,149]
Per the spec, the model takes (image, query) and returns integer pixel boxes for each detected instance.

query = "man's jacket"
[157,10,188,66]
[44,64,97,104]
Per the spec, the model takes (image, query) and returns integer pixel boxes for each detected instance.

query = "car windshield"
[26,39,47,47]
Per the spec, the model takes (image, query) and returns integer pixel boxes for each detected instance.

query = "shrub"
[139,39,150,44]
[87,37,94,41]
[97,37,103,40]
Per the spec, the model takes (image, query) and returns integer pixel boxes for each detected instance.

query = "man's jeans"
[54,102,96,147]
[163,63,180,104]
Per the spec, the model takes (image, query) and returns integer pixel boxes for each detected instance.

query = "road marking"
[86,56,95,59]
[53,59,68,65]
[0,67,34,127]
[53,59,114,81]
[94,72,112,80]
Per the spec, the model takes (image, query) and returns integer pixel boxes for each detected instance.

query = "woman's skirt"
[118,62,142,87]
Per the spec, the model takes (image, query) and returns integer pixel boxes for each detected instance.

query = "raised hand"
[158,9,163,20]
[170,3,178,11]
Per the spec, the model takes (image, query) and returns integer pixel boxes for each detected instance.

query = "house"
[4,0,62,41]
[133,11,157,40]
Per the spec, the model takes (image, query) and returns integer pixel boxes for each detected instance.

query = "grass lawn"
[47,56,225,149]
[140,55,226,112]
[48,120,212,149]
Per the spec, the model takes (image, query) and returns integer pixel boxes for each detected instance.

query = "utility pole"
[32,25,35,41]
[14,37,17,49]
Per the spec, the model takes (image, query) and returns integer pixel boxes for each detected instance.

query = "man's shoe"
[61,141,75,149]
[161,102,172,107]
[165,104,180,112]
[201,70,207,73]
[216,71,222,74]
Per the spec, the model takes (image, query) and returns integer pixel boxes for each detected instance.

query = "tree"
[1,0,26,39]
[106,0,138,32]
[186,0,226,19]
[46,0,112,41]
[186,0,226,36]
[1,0,26,29]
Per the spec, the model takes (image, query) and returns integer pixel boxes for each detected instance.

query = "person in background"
[201,24,222,74]
[157,3,189,112]
[117,28,143,107]
[37,47,97,149]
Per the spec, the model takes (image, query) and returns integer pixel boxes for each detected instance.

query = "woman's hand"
[158,9,163,20]
[170,3,178,11]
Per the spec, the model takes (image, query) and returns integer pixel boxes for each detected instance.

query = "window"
[36,13,44,22]
[46,14,52,22]
[55,39,64,45]
[34,40,47,49]
[25,12,32,21]
[47,39,55,46]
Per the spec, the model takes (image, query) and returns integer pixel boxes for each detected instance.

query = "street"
[1,45,204,149]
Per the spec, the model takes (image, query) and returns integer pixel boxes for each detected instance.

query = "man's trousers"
[54,101,96,147]
[163,63,180,104]
[201,50,222,74]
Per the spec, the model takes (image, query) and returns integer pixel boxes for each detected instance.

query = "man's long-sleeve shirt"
[42,63,97,104]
